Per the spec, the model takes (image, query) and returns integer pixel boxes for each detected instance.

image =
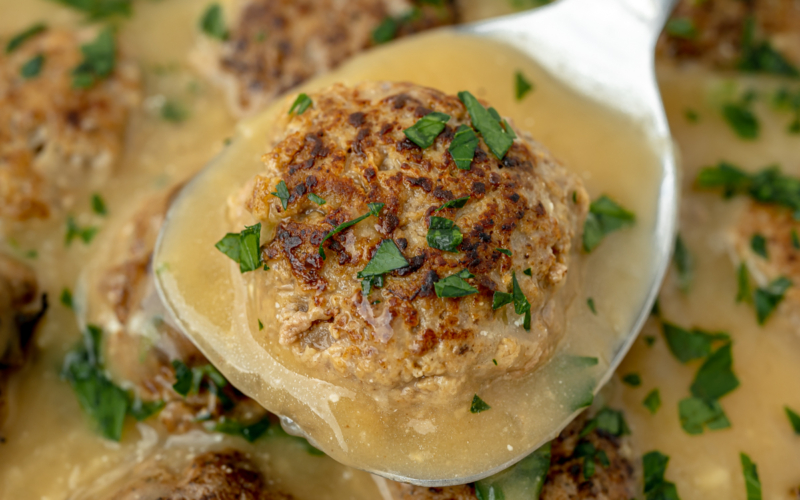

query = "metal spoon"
[154,0,679,487]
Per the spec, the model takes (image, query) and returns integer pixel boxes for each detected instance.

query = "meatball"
[387,410,638,500]
[0,27,140,221]
[94,450,292,500]
[657,0,800,70]
[239,82,588,402]
[195,0,458,115]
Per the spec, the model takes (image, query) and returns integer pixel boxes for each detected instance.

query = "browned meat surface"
[98,450,292,500]
[196,0,458,115]
[0,27,140,221]
[388,411,638,500]
[240,81,588,402]
[657,0,800,71]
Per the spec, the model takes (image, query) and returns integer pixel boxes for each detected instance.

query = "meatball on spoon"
[153,0,678,488]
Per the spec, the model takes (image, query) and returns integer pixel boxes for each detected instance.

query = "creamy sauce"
[155,31,664,482]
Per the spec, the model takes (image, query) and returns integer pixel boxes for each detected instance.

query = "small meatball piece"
[657,0,800,70]
[387,411,638,500]
[0,27,140,221]
[101,450,292,500]
[195,0,458,115]
[241,82,588,402]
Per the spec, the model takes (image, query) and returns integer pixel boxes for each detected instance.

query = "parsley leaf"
[666,17,696,39]
[199,3,228,40]
[699,163,800,216]
[404,111,450,149]
[161,100,189,123]
[474,442,551,500]
[736,263,752,303]
[582,195,636,252]
[372,16,397,44]
[673,235,693,293]
[214,223,263,273]
[361,275,384,295]
[493,272,531,329]
[690,343,740,400]
[580,407,630,438]
[435,196,469,211]
[515,70,533,100]
[448,124,479,170]
[523,268,532,277]
[427,217,463,252]
[662,322,730,364]
[738,16,799,77]
[71,27,116,89]
[458,91,513,160]
[643,451,680,500]
[496,248,512,256]
[357,240,408,278]
[6,23,47,53]
[65,216,98,246]
[750,234,768,259]
[289,93,313,116]
[753,276,792,324]
[435,269,477,298]
[128,398,164,421]
[214,415,271,443]
[171,359,193,396]
[679,397,731,435]
[52,0,132,21]
[470,394,491,413]
[258,319,264,330]
[740,453,763,500]
[20,53,45,79]
[722,102,760,140]
[60,288,74,309]
[270,180,290,210]
[91,193,107,216]
[587,297,597,315]
[622,373,641,387]
[643,388,661,414]
[319,203,384,259]
[785,406,800,434]
[308,193,326,205]
[492,290,514,310]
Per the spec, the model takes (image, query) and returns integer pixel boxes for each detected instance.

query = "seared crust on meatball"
[241,82,588,401]
[196,0,457,115]
[387,411,638,500]
[0,27,139,221]
[657,0,800,70]
[100,450,292,500]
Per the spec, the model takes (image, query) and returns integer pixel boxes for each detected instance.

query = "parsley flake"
[785,406,800,434]
[754,276,792,324]
[65,216,98,246]
[587,297,597,314]
[60,288,74,309]
[289,93,313,115]
[161,100,189,123]
[622,373,641,387]
[673,235,693,293]
[738,16,799,77]
[740,453,763,500]
[496,248,512,256]
[662,322,730,364]
[698,162,800,217]
[474,442,551,500]
[270,180,290,209]
[750,233,768,259]
[435,196,469,211]
[736,263,752,303]
[448,124,479,170]
[666,17,696,39]
[91,193,107,216]
[308,193,326,205]
[258,319,264,331]
[470,394,491,413]
[427,217,463,252]
[52,0,132,21]
[200,3,228,40]
[643,388,661,414]
[582,195,636,252]
[318,203,384,259]
[357,240,408,278]
[643,451,680,500]
[690,343,740,400]
[372,16,397,44]
[580,407,630,438]
[214,415,271,443]
[458,91,513,160]
[171,359,193,396]
[435,269,477,298]
[214,223,263,273]
[523,268,532,277]
[685,109,699,123]
[20,53,45,79]
[6,23,47,53]
[722,101,760,140]
[679,397,731,435]
[514,71,533,100]
[491,271,531,330]
[71,27,116,89]
[403,111,450,149]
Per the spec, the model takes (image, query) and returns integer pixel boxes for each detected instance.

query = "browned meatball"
[238,81,588,403]
[0,27,140,221]
[196,0,458,115]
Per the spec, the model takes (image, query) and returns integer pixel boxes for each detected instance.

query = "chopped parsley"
[458,90,513,160]
[580,407,630,438]
[514,71,533,100]
[750,234,768,259]
[496,248,512,256]
[587,297,597,315]
[91,193,107,216]
[318,202,384,259]
[448,124,479,170]
[6,23,47,53]
[308,193,326,205]
[474,442,551,500]
[361,275,383,296]
[470,394,491,413]
[435,196,470,211]
[289,93,313,116]
[65,216,99,246]
[403,111,450,149]
[258,319,264,331]
[172,360,231,410]
[60,288,74,309]
[673,235,693,293]
[754,276,792,324]
[722,101,760,140]
[582,195,636,252]
[679,397,731,435]
[270,180,290,209]
[685,109,699,123]
[643,388,661,414]
[199,3,228,40]
[435,269,477,298]
[573,440,609,479]
[740,453,762,500]
[214,223,263,273]
[357,239,408,278]
[171,359,193,396]
[690,343,740,400]
[72,27,116,89]
[736,263,752,303]
[785,406,800,434]
[523,268,532,277]
[161,100,189,123]
[622,373,641,387]
[643,451,680,500]
[697,162,800,217]
[214,415,271,443]
[738,16,799,77]
[426,217,463,252]
[20,53,45,79]
[644,335,657,347]
[52,0,132,21]
[662,322,730,364]
[666,17,696,39]
[491,271,531,330]
[371,16,398,44]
